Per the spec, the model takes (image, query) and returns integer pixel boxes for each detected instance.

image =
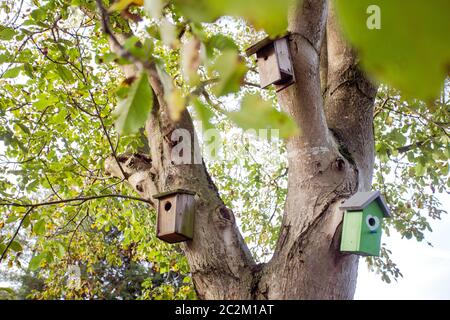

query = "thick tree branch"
[94,0,256,299]
[276,0,330,150]
[324,2,378,189]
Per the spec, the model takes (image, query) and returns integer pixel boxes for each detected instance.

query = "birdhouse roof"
[245,33,290,56]
[340,191,391,217]
[153,189,196,199]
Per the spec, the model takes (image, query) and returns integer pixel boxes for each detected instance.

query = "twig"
[0,193,153,208]
[0,207,33,264]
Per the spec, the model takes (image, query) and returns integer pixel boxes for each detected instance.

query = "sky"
[355,193,450,299]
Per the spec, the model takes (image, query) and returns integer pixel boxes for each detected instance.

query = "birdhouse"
[153,189,196,244]
[340,191,391,256]
[245,35,295,91]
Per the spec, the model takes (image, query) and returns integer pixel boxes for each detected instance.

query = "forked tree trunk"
[103,0,378,299]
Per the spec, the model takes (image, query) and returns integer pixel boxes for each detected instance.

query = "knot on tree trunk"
[213,206,235,228]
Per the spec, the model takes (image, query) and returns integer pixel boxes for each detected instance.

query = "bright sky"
[355,193,450,299]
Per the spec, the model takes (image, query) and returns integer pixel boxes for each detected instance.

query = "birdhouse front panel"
[359,201,384,256]
[154,190,195,244]
[256,44,283,89]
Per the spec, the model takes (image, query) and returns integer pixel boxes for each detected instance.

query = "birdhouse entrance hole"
[164,201,172,211]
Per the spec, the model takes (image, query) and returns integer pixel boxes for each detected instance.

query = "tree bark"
[102,0,378,300]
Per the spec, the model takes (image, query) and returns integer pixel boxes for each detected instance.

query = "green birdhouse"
[340,191,390,256]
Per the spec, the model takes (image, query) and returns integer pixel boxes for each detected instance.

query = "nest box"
[153,189,196,244]
[245,35,295,91]
[340,191,391,256]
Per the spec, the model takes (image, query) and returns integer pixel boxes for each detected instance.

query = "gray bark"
[104,0,378,299]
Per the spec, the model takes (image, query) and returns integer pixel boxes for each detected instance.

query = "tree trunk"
[103,0,378,299]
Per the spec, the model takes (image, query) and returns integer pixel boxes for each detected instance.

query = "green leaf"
[29,253,46,271]
[210,50,247,97]
[109,0,142,12]
[56,65,75,83]
[0,27,17,40]
[113,72,153,135]
[22,215,31,228]
[335,0,450,101]
[33,93,58,110]
[173,0,292,36]
[33,219,46,236]
[55,243,65,259]
[228,94,299,138]
[193,98,214,131]
[10,241,23,252]
[206,34,238,56]
[6,215,19,223]
[3,66,22,79]
[0,54,11,63]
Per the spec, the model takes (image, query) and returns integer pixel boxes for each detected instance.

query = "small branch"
[0,194,153,208]
[0,207,33,264]
[67,209,90,261]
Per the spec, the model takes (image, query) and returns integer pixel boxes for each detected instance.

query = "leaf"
[210,50,247,97]
[55,243,65,259]
[109,0,144,12]
[172,0,292,36]
[22,215,30,228]
[0,27,17,40]
[10,241,23,252]
[33,94,58,110]
[228,94,299,138]
[0,54,11,63]
[167,87,186,121]
[113,72,153,135]
[3,66,22,79]
[6,215,19,223]
[56,65,75,83]
[335,0,450,101]
[206,34,238,57]
[193,98,214,131]
[33,219,46,236]
[29,253,45,271]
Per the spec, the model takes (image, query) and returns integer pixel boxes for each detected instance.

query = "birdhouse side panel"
[256,45,282,88]
[157,195,177,237]
[340,211,362,253]
[359,201,384,256]
[274,38,293,78]
[175,194,195,240]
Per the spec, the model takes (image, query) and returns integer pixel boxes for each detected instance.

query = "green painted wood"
[340,199,385,256]
[359,201,384,256]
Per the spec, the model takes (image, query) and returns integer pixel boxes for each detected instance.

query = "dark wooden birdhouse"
[245,35,295,91]
[153,189,196,244]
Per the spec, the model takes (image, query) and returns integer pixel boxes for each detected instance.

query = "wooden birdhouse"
[340,191,391,256]
[245,35,295,91]
[153,189,196,244]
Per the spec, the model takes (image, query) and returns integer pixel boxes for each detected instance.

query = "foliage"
[336,0,450,101]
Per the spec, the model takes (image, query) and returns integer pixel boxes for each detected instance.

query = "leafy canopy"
[0,0,448,298]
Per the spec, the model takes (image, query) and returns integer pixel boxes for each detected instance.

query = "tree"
[0,0,448,299]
